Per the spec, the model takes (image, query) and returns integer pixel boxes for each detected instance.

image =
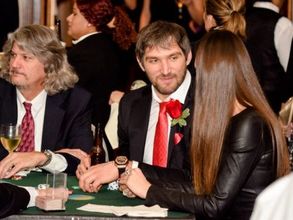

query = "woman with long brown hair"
[119,30,290,220]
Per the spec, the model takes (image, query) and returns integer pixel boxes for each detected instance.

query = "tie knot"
[159,101,169,113]
[23,102,32,112]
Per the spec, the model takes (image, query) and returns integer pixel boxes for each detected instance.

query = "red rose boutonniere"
[166,99,190,145]
[166,99,190,127]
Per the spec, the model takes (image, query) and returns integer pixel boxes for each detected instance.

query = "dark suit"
[0,183,30,218]
[118,78,194,170]
[0,79,93,174]
[67,33,125,127]
[246,6,289,113]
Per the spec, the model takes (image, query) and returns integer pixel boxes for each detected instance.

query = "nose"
[161,60,170,75]
[10,56,20,69]
[66,14,72,23]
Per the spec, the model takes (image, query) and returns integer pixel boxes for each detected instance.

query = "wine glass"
[0,124,22,153]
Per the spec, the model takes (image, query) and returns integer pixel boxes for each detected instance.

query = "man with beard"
[77,21,194,193]
[0,24,93,177]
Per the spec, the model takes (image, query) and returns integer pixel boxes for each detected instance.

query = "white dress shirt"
[250,172,293,220]
[254,1,293,71]
[16,89,67,173]
[143,71,192,165]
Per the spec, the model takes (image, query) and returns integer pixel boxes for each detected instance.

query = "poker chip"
[37,184,49,190]
[107,181,119,191]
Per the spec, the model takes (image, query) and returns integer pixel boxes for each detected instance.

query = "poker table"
[4,171,195,220]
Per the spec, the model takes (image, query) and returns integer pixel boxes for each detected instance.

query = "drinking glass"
[0,124,22,153]
[46,172,68,210]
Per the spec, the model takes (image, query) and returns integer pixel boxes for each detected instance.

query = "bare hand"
[78,161,119,192]
[118,171,136,198]
[108,91,125,105]
[0,152,47,179]
[285,123,293,139]
[76,156,91,179]
[37,187,72,201]
[119,168,151,199]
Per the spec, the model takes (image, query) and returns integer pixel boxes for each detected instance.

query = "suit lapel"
[167,78,195,163]
[41,93,66,150]
[1,87,17,125]
[131,87,152,161]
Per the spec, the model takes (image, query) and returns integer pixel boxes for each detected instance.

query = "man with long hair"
[0,24,93,177]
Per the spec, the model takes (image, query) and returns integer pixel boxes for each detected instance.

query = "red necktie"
[153,102,169,167]
[18,102,35,152]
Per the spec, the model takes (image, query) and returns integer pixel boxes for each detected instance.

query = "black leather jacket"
[141,108,276,220]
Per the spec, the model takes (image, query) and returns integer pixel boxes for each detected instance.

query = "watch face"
[115,156,128,165]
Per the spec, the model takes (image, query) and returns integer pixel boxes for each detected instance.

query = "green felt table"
[4,171,195,220]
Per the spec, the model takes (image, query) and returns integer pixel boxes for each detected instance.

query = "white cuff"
[22,186,38,207]
[132,160,139,169]
[41,151,67,173]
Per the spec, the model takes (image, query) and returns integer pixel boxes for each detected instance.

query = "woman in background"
[66,0,136,127]
[119,30,290,220]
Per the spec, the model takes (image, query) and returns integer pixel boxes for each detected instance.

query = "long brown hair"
[191,30,290,195]
[205,0,246,39]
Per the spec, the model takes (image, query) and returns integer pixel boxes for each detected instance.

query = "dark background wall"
[0,0,19,51]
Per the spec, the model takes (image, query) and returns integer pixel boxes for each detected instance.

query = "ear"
[204,14,217,31]
[87,23,92,27]
[186,50,192,66]
[136,56,145,72]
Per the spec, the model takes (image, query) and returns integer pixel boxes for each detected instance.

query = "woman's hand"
[119,168,151,199]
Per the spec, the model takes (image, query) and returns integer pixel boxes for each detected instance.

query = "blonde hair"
[205,0,246,39]
[0,24,78,95]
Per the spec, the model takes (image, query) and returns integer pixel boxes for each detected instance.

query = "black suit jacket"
[118,78,194,170]
[0,79,93,174]
[0,183,30,218]
[67,33,125,127]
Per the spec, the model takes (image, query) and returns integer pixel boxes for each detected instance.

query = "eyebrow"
[145,52,183,60]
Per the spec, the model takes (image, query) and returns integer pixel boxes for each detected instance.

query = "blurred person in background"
[67,0,137,127]
[246,0,293,113]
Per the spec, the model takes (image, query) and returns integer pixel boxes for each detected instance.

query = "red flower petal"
[166,100,182,119]
[174,132,183,145]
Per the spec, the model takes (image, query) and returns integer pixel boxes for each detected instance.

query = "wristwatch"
[114,156,129,176]
[40,150,53,167]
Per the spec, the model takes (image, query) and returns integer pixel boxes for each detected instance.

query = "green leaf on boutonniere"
[170,107,190,127]
[181,108,190,119]
[178,118,187,127]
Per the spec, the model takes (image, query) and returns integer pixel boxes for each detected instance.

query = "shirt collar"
[253,2,279,13]
[72,32,100,45]
[152,70,191,104]
[16,89,47,112]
